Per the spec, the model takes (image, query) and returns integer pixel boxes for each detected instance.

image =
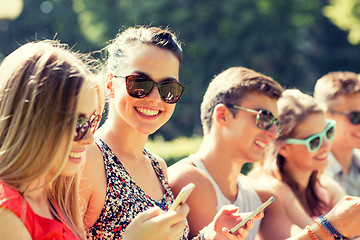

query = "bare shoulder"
[252,175,300,214]
[251,175,286,200]
[80,142,107,228]
[80,142,104,194]
[0,208,32,240]
[168,158,218,238]
[319,173,346,204]
[168,158,214,197]
[319,173,344,192]
[254,177,308,239]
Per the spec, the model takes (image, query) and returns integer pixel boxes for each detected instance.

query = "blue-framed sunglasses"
[285,119,336,152]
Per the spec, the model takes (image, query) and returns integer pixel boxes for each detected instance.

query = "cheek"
[289,145,311,159]
[165,103,175,113]
[162,104,176,122]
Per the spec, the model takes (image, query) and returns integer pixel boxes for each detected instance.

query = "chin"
[60,163,82,177]
[137,125,163,135]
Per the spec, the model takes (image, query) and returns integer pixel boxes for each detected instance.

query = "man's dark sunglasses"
[226,104,281,135]
[328,110,360,125]
[113,74,185,104]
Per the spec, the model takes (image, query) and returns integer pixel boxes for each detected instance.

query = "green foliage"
[145,135,202,166]
[145,135,253,175]
[2,0,360,140]
[323,0,360,45]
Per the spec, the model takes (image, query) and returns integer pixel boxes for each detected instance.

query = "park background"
[1,0,360,169]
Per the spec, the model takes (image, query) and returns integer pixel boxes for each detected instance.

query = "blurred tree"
[323,0,360,45]
[1,0,360,139]
[0,0,94,58]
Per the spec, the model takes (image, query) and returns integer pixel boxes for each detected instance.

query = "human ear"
[214,104,230,126]
[278,144,290,158]
[106,74,115,98]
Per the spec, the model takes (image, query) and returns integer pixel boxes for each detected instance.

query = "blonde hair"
[0,40,96,239]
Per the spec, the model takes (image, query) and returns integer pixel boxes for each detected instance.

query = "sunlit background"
[1,0,360,143]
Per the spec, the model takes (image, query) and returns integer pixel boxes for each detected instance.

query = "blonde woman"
[0,41,102,239]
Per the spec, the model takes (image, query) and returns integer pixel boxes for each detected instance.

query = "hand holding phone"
[229,196,274,234]
[168,183,195,211]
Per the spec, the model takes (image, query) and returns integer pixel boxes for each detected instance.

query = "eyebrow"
[132,71,179,83]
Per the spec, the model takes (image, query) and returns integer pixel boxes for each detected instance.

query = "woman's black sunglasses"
[74,111,102,141]
[113,74,185,104]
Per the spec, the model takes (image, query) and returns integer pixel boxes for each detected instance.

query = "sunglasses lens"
[74,117,89,141]
[89,114,101,133]
[126,76,154,98]
[309,136,321,151]
[257,111,274,129]
[159,82,184,104]
[325,125,335,140]
[275,120,282,134]
[350,112,360,124]
[74,113,101,141]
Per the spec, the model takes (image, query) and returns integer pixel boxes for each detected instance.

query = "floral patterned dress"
[86,138,189,239]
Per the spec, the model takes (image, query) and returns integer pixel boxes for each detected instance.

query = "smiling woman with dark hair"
[80,26,258,240]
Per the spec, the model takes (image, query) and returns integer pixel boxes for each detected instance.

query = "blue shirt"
[325,149,360,196]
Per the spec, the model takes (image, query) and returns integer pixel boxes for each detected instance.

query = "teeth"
[136,107,160,116]
[69,152,82,158]
[255,140,266,148]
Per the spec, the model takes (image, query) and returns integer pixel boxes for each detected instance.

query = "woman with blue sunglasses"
[249,89,348,239]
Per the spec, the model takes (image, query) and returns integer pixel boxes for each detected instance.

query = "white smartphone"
[168,183,195,211]
[229,196,275,234]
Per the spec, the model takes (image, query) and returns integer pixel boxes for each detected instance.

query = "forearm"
[288,222,339,240]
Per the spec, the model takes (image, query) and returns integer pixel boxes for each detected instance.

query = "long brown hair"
[262,89,329,217]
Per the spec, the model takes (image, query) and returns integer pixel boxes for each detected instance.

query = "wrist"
[309,222,334,240]
[316,215,344,240]
[192,227,207,240]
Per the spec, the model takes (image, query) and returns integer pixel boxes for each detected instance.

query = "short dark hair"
[200,66,283,134]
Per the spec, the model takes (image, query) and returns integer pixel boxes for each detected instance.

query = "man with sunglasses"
[168,67,283,239]
[314,71,360,196]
